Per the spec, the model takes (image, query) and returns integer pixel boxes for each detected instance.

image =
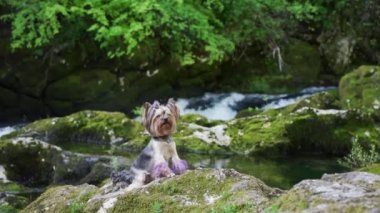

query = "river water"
[177,86,335,120]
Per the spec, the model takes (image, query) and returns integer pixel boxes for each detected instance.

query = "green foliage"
[338,137,379,169]
[1,0,323,66]
[132,106,143,117]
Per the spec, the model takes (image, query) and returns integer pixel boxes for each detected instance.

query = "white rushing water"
[0,165,8,183]
[177,86,335,120]
[0,126,16,138]
[177,93,245,120]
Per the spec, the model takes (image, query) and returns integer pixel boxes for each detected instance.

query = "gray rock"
[0,137,126,186]
[276,172,380,212]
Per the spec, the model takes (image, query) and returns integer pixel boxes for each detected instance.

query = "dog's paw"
[171,159,188,175]
[152,162,172,178]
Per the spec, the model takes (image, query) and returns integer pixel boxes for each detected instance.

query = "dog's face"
[142,98,180,137]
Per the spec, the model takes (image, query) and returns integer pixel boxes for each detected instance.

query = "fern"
[338,137,379,169]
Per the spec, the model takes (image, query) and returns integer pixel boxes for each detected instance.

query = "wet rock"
[275,172,380,212]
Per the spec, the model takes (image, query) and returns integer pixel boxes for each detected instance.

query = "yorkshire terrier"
[111,98,188,190]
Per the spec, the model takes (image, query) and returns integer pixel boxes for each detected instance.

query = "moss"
[228,104,380,155]
[339,65,380,119]
[181,114,223,127]
[110,169,279,213]
[358,164,380,175]
[274,191,310,212]
[17,110,145,145]
[227,113,290,155]
[283,90,340,113]
[22,184,98,213]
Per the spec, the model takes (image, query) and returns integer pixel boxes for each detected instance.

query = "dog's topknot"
[142,98,180,137]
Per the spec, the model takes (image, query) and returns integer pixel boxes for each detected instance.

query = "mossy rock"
[13,110,144,145]
[21,184,98,213]
[0,137,123,186]
[0,138,58,186]
[23,170,380,212]
[46,69,116,102]
[180,114,223,127]
[283,90,340,113]
[24,169,282,213]
[339,65,380,119]
[274,172,380,212]
[228,105,380,155]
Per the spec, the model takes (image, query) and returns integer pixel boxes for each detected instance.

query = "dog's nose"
[163,118,169,122]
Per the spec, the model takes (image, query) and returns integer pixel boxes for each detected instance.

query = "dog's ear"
[142,102,152,127]
[167,98,180,120]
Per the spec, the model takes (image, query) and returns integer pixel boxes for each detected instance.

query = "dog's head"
[142,98,180,137]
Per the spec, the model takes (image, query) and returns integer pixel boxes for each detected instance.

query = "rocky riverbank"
[20,169,380,213]
[0,65,379,212]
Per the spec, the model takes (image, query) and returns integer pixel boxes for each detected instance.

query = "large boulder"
[10,110,144,145]
[228,107,380,155]
[0,137,127,186]
[23,169,283,213]
[275,172,380,212]
[339,65,380,118]
[22,170,380,213]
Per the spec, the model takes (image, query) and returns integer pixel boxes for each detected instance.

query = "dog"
[111,98,188,190]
